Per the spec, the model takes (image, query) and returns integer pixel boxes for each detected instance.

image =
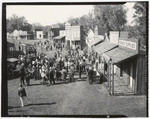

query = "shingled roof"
[93,42,118,54]
[103,47,138,64]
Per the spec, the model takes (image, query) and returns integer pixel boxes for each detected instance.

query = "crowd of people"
[8,41,103,107]
[8,42,98,87]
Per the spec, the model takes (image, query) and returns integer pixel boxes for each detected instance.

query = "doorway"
[130,63,135,91]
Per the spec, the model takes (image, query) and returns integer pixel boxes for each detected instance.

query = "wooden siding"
[137,55,147,95]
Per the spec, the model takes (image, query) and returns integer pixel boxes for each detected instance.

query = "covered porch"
[53,36,65,43]
[98,46,139,95]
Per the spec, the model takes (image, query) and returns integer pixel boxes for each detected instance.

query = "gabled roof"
[87,29,94,36]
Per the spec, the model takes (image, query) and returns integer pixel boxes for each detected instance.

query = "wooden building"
[53,36,65,43]
[36,31,43,39]
[53,30,66,43]
[65,23,86,50]
[94,31,147,95]
[86,26,104,54]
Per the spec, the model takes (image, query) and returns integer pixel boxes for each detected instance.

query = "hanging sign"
[119,40,137,50]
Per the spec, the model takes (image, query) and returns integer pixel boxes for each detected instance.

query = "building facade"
[86,26,104,53]
[65,23,85,50]
[93,31,147,95]
[36,31,43,39]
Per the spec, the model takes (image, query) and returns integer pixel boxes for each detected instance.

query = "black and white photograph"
[2,1,148,117]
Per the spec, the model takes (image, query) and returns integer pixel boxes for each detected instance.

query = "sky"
[6,5,94,26]
[6,2,136,26]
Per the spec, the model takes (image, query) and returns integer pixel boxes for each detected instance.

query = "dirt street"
[8,73,147,117]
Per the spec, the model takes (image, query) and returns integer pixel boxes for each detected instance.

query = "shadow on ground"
[8,106,21,109]
[8,102,56,109]
[27,102,56,106]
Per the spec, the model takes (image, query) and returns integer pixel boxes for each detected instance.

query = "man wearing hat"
[18,84,30,107]
[48,67,55,84]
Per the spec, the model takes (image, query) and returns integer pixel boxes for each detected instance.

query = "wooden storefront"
[99,38,147,95]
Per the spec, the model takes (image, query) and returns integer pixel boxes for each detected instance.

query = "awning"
[7,41,14,47]
[7,39,15,44]
[54,36,65,39]
[93,42,118,54]
[7,58,19,62]
[103,47,138,64]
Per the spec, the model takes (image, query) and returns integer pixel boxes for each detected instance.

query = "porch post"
[103,59,105,75]
[107,60,109,88]
[112,64,114,95]
[135,57,138,94]
[109,60,111,95]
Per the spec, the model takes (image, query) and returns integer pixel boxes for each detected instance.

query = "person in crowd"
[55,68,61,81]
[88,67,94,84]
[26,64,33,86]
[69,64,75,82]
[20,65,25,85]
[61,67,67,83]
[41,65,47,85]
[82,59,86,73]
[49,67,55,84]
[19,42,21,51]
[54,52,57,59]
[79,60,82,80]
[50,44,53,51]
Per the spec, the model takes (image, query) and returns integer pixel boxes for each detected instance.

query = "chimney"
[109,31,119,45]
[119,31,129,40]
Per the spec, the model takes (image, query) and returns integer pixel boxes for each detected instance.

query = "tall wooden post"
[112,64,114,95]
[109,60,112,95]
[107,60,109,88]
[103,60,105,75]
[134,58,138,94]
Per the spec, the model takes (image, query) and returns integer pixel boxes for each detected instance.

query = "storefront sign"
[119,40,136,50]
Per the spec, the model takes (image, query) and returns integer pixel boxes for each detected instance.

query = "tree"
[67,17,79,26]
[132,2,147,46]
[22,23,32,31]
[7,14,32,32]
[32,23,43,31]
[94,5,127,33]
[57,23,65,30]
